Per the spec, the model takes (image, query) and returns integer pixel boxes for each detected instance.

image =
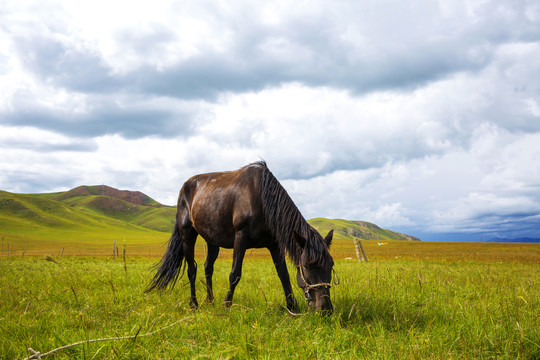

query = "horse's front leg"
[268,244,298,312]
[223,231,248,307]
[204,244,220,303]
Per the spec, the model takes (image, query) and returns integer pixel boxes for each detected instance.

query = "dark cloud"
[460,212,540,239]
[12,2,534,101]
[5,1,538,144]
[1,89,199,139]
[13,36,120,94]
[0,138,97,152]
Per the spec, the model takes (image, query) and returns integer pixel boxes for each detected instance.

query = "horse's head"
[293,229,334,313]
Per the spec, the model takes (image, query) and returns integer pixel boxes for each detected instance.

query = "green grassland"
[1,257,539,359]
[1,187,540,359]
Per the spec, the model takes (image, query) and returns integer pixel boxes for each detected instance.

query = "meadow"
[1,240,539,359]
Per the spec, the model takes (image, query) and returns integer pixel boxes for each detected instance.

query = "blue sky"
[1,1,540,241]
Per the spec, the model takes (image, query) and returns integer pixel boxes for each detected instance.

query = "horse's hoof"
[222,300,232,308]
[287,299,299,313]
[287,304,299,313]
[190,300,199,309]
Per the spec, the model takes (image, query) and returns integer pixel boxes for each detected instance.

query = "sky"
[1,1,539,241]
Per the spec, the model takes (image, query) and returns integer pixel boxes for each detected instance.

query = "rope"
[22,316,193,360]
[297,265,332,291]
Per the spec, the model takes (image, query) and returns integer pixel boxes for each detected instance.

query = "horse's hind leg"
[204,244,220,303]
[182,226,199,308]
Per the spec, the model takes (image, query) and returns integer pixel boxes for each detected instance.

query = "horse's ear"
[325,230,334,247]
[293,230,306,248]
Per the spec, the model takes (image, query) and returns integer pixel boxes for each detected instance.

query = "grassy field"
[1,240,539,359]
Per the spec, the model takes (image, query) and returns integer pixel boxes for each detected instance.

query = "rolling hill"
[308,218,420,241]
[26,185,176,232]
[0,186,178,256]
[0,186,420,256]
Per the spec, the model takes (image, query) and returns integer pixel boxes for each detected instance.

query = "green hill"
[0,189,172,233]
[27,185,176,232]
[0,187,175,256]
[0,186,419,256]
[51,185,162,207]
[308,218,420,241]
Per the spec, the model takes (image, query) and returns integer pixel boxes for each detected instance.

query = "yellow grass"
[2,232,539,264]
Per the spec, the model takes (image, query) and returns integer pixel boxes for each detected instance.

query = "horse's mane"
[256,161,330,267]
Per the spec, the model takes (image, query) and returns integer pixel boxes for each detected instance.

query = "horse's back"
[178,163,267,247]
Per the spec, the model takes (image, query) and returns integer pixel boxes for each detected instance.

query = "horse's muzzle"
[306,289,333,313]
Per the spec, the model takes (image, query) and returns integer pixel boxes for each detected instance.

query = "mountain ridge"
[309,218,420,242]
[1,186,420,242]
[51,185,163,207]
[486,237,540,243]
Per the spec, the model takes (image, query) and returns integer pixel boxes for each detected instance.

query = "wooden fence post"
[123,244,127,274]
[354,238,362,262]
[358,238,368,262]
[354,238,368,262]
[113,240,116,261]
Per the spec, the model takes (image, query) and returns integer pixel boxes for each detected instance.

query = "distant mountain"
[34,185,163,207]
[3,185,176,233]
[308,218,420,241]
[1,186,420,243]
[486,237,540,243]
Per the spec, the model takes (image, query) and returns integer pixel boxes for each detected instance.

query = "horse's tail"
[145,219,185,292]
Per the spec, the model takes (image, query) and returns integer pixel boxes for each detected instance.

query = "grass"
[1,251,539,359]
[0,188,540,359]
[2,189,540,358]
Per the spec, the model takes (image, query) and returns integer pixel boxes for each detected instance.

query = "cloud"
[1,0,539,240]
[423,131,540,236]
[0,127,98,153]
[7,1,538,101]
[1,88,205,138]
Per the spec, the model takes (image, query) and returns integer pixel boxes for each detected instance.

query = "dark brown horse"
[146,161,334,312]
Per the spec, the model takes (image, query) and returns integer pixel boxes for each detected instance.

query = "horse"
[146,161,335,312]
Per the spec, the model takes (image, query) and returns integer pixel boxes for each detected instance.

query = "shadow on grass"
[336,294,433,331]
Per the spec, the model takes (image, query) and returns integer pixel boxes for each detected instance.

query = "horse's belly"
[192,214,236,248]
[191,210,271,249]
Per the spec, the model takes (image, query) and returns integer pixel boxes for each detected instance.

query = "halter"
[297,265,332,301]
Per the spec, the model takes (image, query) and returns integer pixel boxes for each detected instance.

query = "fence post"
[123,244,127,274]
[358,238,368,262]
[354,238,369,262]
[113,240,116,261]
[354,238,362,262]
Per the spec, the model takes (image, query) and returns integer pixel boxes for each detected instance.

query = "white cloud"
[0,0,539,240]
